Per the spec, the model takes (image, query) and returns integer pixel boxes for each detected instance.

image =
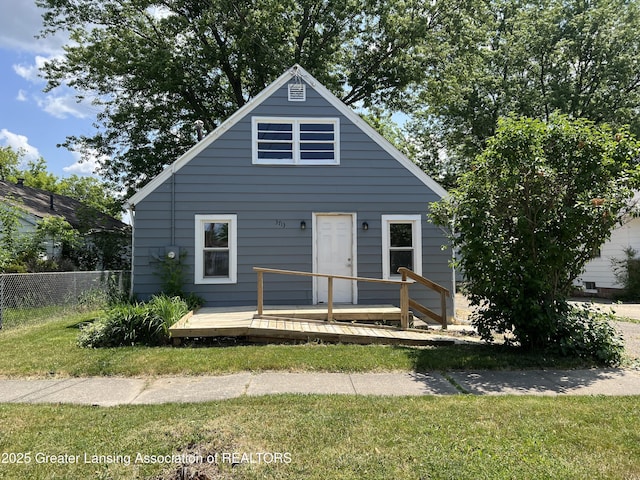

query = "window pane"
[300,122,335,162]
[257,122,294,159]
[390,250,413,273]
[204,223,228,248]
[300,123,334,131]
[258,142,293,151]
[258,150,294,159]
[204,251,229,277]
[258,123,292,132]
[300,151,335,160]
[300,132,334,141]
[390,223,413,247]
[300,142,334,150]
[258,132,293,140]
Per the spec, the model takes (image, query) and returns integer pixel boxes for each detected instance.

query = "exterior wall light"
[300,221,306,230]
[362,222,369,231]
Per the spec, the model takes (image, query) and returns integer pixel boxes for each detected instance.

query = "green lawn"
[0,396,638,479]
[1,313,639,479]
[0,313,621,377]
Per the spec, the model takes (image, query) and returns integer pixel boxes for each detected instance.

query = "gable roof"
[126,65,448,208]
[0,179,128,232]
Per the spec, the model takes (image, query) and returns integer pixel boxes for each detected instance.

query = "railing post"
[400,282,410,330]
[327,276,333,322]
[257,270,264,316]
[441,292,447,330]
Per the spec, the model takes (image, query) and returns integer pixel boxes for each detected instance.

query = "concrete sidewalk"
[1,369,639,406]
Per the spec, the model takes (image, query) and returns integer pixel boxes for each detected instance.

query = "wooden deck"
[169,305,454,346]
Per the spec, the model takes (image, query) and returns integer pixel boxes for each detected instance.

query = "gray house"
[126,65,453,316]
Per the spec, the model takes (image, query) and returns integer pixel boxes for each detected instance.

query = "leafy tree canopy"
[0,146,21,181]
[430,114,640,350]
[1,148,121,218]
[36,0,459,196]
[410,0,640,188]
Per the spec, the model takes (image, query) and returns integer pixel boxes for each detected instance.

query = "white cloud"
[16,90,27,102]
[147,5,174,20]
[0,1,67,54]
[0,129,41,164]
[63,148,108,176]
[35,93,96,120]
[12,55,59,83]
[12,55,101,120]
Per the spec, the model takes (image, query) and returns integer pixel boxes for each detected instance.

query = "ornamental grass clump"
[77,295,190,348]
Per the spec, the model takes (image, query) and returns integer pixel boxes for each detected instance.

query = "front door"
[314,214,355,304]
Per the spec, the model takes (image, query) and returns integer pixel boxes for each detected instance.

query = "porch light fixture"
[300,221,306,230]
[362,222,369,231]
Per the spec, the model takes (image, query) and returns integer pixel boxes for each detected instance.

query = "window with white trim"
[195,214,237,284]
[252,117,339,165]
[382,215,422,279]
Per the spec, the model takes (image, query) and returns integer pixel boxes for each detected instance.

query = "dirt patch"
[149,433,238,480]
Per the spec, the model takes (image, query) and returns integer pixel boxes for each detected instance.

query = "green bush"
[77,295,190,348]
[551,304,625,366]
[430,115,640,350]
[612,247,640,301]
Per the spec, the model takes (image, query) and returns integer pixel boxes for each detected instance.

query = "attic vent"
[288,83,306,102]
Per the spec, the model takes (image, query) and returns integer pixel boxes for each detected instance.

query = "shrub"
[430,115,640,350]
[612,247,640,301]
[551,304,625,366]
[77,295,190,348]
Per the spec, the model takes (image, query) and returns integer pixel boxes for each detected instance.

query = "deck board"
[169,305,453,346]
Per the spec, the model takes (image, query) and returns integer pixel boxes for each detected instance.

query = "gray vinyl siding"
[132,79,453,314]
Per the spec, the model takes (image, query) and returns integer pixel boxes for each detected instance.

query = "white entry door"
[314,214,355,304]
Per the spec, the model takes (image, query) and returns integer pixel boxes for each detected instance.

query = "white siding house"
[576,216,640,295]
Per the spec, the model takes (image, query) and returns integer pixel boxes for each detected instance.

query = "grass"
[0,305,71,330]
[616,315,640,325]
[0,313,621,378]
[1,312,638,479]
[0,396,638,479]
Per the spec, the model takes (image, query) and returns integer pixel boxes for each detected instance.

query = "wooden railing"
[398,267,450,329]
[253,266,450,330]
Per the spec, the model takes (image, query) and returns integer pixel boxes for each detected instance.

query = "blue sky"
[0,1,100,178]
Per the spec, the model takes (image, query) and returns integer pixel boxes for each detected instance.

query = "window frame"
[252,117,340,165]
[381,215,423,279]
[194,214,238,284]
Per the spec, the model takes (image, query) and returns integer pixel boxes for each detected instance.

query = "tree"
[411,0,640,187]
[36,0,456,197]
[0,146,21,181]
[0,199,26,271]
[430,114,640,351]
[1,149,122,218]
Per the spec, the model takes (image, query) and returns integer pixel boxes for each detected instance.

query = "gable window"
[252,117,339,165]
[381,215,422,279]
[195,214,237,284]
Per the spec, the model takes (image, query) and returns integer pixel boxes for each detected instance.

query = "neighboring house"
[575,216,640,296]
[126,65,454,314]
[0,179,129,267]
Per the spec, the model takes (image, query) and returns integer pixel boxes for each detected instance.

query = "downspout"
[450,212,457,321]
[171,169,176,246]
[128,205,135,299]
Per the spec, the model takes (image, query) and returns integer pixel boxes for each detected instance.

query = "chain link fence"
[0,271,130,330]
